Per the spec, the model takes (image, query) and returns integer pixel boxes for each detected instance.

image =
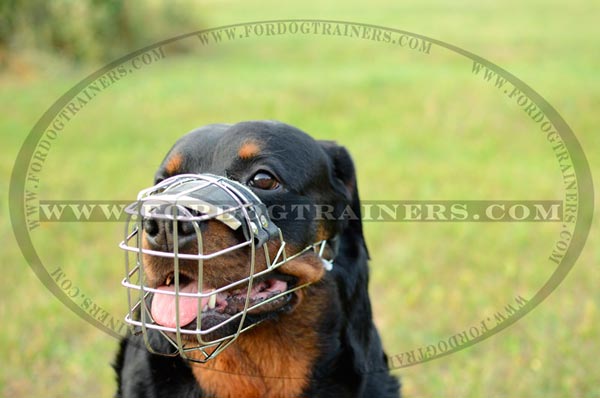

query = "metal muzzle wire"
[119,174,331,362]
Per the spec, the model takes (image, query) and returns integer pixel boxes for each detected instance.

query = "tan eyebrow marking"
[165,152,183,174]
[238,140,261,160]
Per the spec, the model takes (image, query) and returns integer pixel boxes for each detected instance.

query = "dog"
[114,120,400,397]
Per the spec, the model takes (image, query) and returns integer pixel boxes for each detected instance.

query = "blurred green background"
[2,1,599,397]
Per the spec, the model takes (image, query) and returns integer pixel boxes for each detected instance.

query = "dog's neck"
[188,287,327,398]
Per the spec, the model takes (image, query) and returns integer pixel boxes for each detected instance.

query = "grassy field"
[2,1,599,397]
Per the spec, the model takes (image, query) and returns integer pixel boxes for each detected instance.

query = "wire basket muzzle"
[119,174,294,362]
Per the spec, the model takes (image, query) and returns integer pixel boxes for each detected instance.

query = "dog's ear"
[319,140,369,259]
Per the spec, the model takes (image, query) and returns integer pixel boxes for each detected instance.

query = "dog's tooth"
[165,275,172,286]
[202,304,208,312]
[208,293,217,309]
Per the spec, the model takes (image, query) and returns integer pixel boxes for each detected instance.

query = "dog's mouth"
[150,271,297,337]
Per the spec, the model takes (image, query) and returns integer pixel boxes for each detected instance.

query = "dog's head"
[121,121,366,361]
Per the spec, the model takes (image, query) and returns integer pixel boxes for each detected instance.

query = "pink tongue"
[151,283,206,329]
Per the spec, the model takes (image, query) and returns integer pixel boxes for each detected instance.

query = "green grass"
[2,1,600,397]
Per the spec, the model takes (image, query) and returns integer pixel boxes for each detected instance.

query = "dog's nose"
[143,205,205,251]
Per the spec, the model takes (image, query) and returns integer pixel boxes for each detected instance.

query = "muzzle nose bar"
[137,173,280,246]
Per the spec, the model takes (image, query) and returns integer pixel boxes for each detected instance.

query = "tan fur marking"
[165,152,183,174]
[190,282,326,398]
[315,222,329,242]
[238,141,261,159]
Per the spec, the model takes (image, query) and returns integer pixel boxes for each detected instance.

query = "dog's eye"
[249,171,280,190]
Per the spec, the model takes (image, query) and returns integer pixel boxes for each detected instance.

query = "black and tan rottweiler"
[114,120,400,397]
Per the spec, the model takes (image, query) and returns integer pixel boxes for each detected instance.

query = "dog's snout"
[178,219,197,236]
[143,218,160,237]
[143,206,205,251]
